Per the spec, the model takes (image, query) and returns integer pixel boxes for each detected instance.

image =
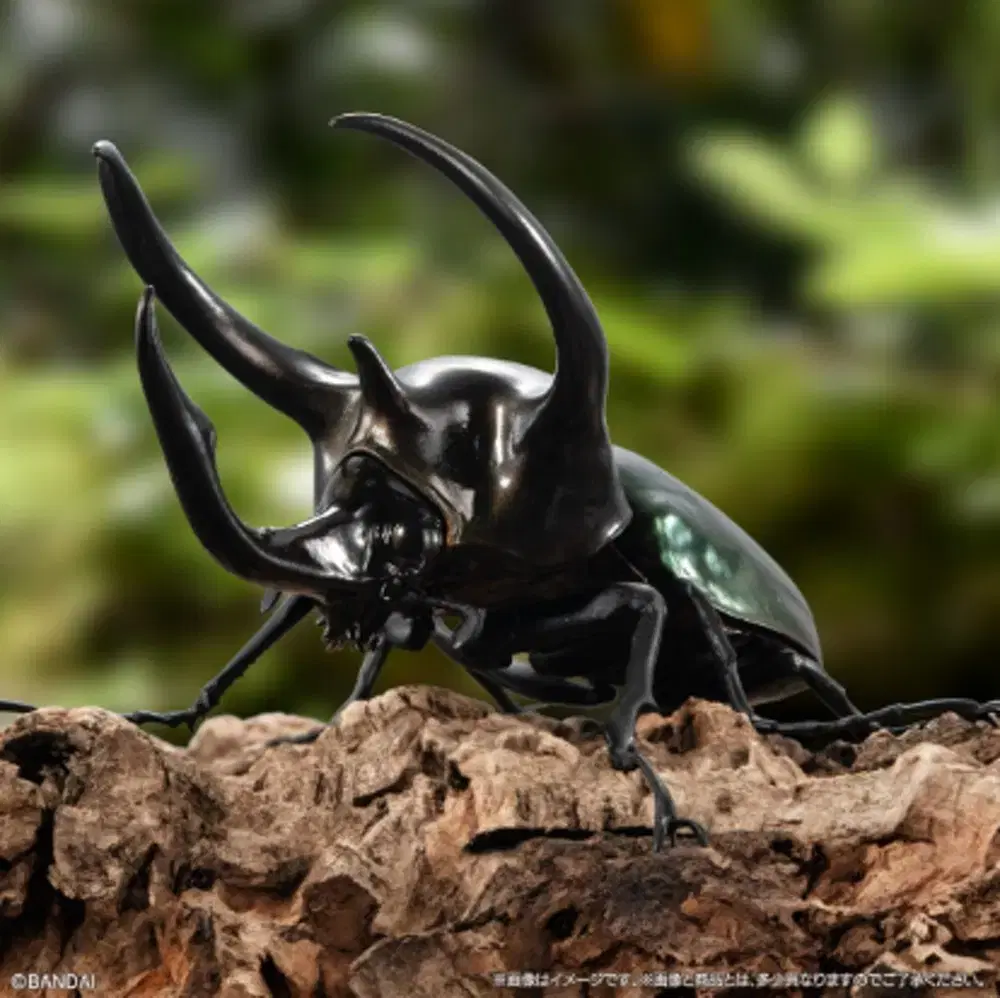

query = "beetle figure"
[3,113,908,850]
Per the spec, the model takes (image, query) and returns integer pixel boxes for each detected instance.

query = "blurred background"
[3,0,1000,738]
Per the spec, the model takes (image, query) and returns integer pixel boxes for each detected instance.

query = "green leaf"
[688,131,857,244]
[798,94,878,191]
[0,155,197,240]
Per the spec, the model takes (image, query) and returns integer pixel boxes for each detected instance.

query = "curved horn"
[331,113,609,426]
[135,287,372,594]
[96,142,355,436]
[346,334,412,416]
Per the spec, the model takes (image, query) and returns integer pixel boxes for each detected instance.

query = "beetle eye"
[378,522,419,562]
[390,524,407,551]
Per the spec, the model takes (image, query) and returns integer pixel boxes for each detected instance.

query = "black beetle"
[9,113,989,848]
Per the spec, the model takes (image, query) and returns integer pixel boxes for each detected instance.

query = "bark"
[0,687,998,997]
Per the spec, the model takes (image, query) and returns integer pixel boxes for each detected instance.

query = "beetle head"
[314,452,446,591]
[97,113,632,595]
[132,286,447,605]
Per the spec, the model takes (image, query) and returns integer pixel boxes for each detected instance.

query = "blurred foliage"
[3,0,1000,735]
[691,93,1000,305]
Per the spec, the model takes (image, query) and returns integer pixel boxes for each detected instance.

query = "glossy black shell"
[612,447,822,663]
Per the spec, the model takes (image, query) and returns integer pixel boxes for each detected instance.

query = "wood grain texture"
[0,689,998,996]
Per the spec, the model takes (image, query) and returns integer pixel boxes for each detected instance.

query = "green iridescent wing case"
[613,447,822,661]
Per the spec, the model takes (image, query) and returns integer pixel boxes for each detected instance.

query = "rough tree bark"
[0,687,998,997]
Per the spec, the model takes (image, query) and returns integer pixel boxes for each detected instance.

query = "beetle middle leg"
[601,583,708,849]
[481,583,708,848]
[682,587,863,731]
[432,617,617,713]
[485,662,617,708]
[267,633,393,747]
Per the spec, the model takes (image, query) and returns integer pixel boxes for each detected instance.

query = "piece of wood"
[0,688,998,996]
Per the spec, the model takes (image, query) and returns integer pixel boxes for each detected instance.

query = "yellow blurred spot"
[625,0,712,83]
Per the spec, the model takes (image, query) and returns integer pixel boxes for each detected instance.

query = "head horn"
[135,287,373,595]
[95,142,356,437]
[331,113,610,429]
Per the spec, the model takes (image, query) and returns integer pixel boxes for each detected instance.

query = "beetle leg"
[764,697,1000,741]
[432,614,615,711]
[681,583,778,732]
[632,750,709,849]
[431,611,503,664]
[466,669,524,714]
[435,588,705,848]
[782,651,862,719]
[0,700,39,715]
[473,662,617,710]
[430,612,523,714]
[490,662,617,707]
[434,583,709,846]
[430,615,526,713]
[1,597,316,731]
[267,633,393,747]
[592,582,708,849]
[126,594,316,731]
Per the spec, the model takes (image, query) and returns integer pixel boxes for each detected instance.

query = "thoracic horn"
[331,113,611,431]
[95,141,357,437]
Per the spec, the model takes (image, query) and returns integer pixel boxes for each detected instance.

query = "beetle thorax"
[312,352,632,565]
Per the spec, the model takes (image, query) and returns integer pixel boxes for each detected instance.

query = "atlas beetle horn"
[93,141,358,438]
[134,286,376,595]
[346,333,418,422]
[332,113,612,433]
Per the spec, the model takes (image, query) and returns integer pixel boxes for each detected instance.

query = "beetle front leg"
[1,598,315,732]
[0,700,40,716]
[447,583,709,847]
[126,594,315,732]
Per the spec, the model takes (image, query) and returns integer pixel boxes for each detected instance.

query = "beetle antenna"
[331,113,610,429]
[94,141,357,437]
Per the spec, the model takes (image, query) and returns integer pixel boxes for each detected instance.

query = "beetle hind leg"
[682,583,780,734]
[783,651,862,719]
